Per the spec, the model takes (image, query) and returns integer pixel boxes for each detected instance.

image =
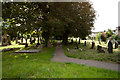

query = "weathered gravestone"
[90,41,95,49]
[108,40,113,53]
[2,34,11,46]
[75,39,79,49]
[97,45,105,53]
[115,41,118,49]
[2,37,7,46]
[84,41,86,46]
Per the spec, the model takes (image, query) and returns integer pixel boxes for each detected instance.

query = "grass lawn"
[63,41,120,63]
[2,45,120,78]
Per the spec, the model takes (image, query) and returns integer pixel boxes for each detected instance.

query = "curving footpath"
[51,41,120,72]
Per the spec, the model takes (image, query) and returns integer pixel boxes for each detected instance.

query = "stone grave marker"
[84,41,86,46]
[108,40,113,53]
[97,45,105,53]
[90,41,95,49]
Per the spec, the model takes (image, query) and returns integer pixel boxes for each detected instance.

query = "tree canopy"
[2,2,96,46]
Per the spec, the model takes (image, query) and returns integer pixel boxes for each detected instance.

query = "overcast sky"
[90,0,120,32]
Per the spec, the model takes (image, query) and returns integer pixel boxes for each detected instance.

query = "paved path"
[51,41,120,72]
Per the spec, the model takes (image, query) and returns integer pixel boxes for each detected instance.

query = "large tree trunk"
[78,38,80,44]
[62,34,68,45]
[21,34,23,43]
[76,38,79,49]
[25,38,28,47]
[37,34,40,45]
[45,38,49,47]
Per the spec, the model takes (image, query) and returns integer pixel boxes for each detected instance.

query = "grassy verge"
[63,43,120,63]
[2,45,120,78]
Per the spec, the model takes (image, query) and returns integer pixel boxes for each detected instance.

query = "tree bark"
[78,38,80,44]
[37,34,40,45]
[25,38,28,47]
[62,34,68,45]
[21,34,23,43]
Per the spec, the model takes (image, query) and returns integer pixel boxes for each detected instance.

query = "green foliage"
[106,29,113,38]
[2,2,96,45]
[96,32,101,41]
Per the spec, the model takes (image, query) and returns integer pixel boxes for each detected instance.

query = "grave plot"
[2,48,20,52]
[14,50,40,53]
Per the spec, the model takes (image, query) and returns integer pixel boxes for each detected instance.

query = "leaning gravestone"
[97,45,105,53]
[90,41,95,49]
[108,40,113,53]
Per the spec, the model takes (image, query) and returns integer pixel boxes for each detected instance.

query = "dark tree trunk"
[78,38,80,44]
[21,34,23,43]
[45,38,49,47]
[62,34,68,45]
[30,37,31,43]
[25,38,28,48]
[37,35,40,45]
[71,38,73,44]
[76,38,79,49]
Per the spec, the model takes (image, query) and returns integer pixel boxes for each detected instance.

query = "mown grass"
[2,45,120,78]
[63,42,120,64]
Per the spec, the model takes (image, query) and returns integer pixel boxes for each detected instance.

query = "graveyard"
[1,39,120,78]
[1,2,120,78]
[64,39,120,63]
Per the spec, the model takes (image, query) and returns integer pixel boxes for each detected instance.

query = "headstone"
[2,34,11,46]
[2,37,7,46]
[108,40,113,53]
[78,38,80,44]
[7,35,11,45]
[115,41,118,49]
[90,41,95,49]
[84,41,86,46]
[97,45,105,53]
[16,37,18,44]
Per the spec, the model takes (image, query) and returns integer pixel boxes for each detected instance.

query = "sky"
[90,0,120,32]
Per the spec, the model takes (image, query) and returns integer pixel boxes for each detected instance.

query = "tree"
[96,32,101,41]
[106,29,113,38]
[2,2,96,46]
